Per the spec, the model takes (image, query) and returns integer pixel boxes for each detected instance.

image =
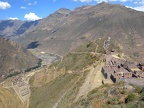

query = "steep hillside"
[0,20,39,39]
[13,2,144,62]
[0,20,23,37]
[73,82,144,108]
[16,8,71,49]
[28,39,144,108]
[28,39,108,108]
[0,37,39,81]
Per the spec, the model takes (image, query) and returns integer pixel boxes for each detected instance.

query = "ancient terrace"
[102,52,144,83]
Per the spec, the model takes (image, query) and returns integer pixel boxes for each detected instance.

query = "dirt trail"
[12,83,24,103]
[91,63,105,89]
[75,62,105,101]
[70,51,101,55]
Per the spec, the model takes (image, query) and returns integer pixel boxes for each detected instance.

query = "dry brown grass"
[0,87,24,108]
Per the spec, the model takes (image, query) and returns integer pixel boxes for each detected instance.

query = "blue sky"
[0,0,144,21]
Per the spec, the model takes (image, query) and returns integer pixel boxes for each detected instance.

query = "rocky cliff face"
[0,37,39,80]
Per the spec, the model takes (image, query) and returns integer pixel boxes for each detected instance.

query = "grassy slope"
[73,82,144,108]
[73,39,107,54]
[57,72,88,108]
[29,73,87,108]
[29,38,122,108]
[0,87,24,108]
[49,40,107,72]
[28,41,102,108]
[56,53,100,71]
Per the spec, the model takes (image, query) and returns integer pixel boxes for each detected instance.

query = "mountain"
[0,20,39,39]
[15,8,71,49]
[1,2,144,61]
[1,3,144,108]
[0,37,39,81]
[0,20,23,37]
[13,2,144,61]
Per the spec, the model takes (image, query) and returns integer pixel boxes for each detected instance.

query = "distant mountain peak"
[97,1,127,9]
[96,1,110,6]
[54,8,71,16]
[57,8,71,12]
[98,1,108,4]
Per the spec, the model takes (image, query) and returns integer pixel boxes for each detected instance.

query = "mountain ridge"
[18,3,144,53]
[1,3,144,61]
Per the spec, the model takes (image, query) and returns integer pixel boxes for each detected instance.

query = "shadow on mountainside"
[27,41,40,49]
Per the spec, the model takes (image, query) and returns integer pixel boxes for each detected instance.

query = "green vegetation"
[74,41,97,52]
[50,53,100,71]
[134,85,143,94]
[6,72,20,78]
[72,82,144,108]
[49,38,121,72]
[108,41,121,53]
[126,93,136,102]
[74,39,106,54]
[7,59,42,79]
[95,39,106,54]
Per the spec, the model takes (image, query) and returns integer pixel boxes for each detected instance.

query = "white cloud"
[133,5,144,11]
[134,0,144,4]
[74,0,132,2]
[74,0,92,2]
[24,12,41,21]
[21,6,27,9]
[94,0,108,3]
[9,17,18,20]
[28,1,37,6]
[0,1,11,9]
[94,0,131,2]
[109,0,129,2]
[126,5,144,12]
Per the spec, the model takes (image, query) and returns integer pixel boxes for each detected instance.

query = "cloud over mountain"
[24,12,41,21]
[74,0,92,2]
[9,17,19,20]
[74,0,133,2]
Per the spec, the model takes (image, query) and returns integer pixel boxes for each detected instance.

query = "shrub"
[107,97,119,105]
[135,86,143,94]
[80,98,90,107]
[126,93,136,103]
[86,42,92,48]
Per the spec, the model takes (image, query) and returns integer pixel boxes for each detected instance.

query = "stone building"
[102,55,139,83]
